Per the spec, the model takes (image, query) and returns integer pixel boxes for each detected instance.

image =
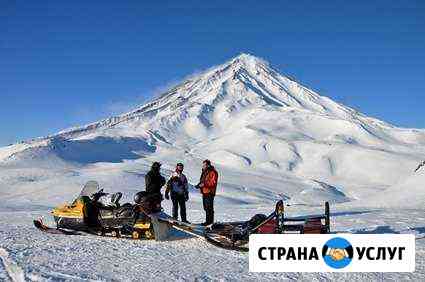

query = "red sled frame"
[253,200,330,234]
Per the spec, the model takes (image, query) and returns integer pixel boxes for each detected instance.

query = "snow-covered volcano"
[1,53,425,207]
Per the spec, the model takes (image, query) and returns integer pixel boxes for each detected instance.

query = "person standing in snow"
[145,162,166,196]
[165,163,189,223]
[196,159,219,226]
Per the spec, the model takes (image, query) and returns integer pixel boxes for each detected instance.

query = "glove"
[165,192,170,200]
[184,192,189,201]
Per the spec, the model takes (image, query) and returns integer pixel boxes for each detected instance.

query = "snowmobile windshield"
[79,181,101,197]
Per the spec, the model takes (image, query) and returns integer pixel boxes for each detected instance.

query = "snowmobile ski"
[33,219,82,236]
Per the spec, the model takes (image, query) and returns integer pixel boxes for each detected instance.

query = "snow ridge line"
[0,248,25,282]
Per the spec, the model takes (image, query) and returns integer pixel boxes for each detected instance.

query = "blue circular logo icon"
[322,237,353,269]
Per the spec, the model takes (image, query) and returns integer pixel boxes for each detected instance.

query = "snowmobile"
[35,181,163,240]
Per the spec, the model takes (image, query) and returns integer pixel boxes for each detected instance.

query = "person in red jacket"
[196,159,219,226]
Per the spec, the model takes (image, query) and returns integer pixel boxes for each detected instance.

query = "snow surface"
[0,53,424,280]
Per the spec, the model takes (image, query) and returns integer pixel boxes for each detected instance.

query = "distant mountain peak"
[50,53,342,139]
[15,53,418,147]
[226,53,269,71]
[232,52,265,63]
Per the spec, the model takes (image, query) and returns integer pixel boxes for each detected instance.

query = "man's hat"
[152,162,161,169]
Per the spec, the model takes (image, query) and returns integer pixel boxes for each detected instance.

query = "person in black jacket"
[145,162,166,196]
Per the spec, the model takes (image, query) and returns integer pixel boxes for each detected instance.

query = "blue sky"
[1,0,424,146]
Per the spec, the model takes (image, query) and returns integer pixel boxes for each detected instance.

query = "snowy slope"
[363,169,425,208]
[0,54,425,281]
